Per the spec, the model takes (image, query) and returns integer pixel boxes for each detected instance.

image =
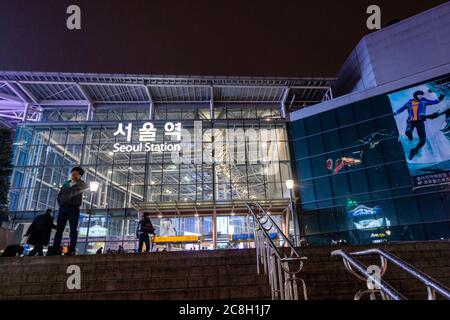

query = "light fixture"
[285,179,294,190]
[158,214,163,218]
[108,151,114,156]
[89,181,100,192]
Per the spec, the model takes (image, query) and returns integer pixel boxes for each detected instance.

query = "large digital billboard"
[388,76,450,189]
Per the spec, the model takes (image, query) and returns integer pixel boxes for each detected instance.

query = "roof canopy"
[0,71,334,127]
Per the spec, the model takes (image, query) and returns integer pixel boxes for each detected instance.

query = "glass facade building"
[8,102,293,253]
[3,71,449,252]
[290,79,450,246]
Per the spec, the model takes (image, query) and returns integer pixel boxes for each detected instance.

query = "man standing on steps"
[48,166,88,256]
[136,212,156,253]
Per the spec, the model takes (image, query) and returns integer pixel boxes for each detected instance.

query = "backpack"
[141,220,155,234]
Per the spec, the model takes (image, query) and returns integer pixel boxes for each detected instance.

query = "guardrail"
[247,202,308,300]
[332,248,450,300]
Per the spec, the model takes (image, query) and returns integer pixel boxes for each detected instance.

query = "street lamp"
[285,179,298,246]
[285,179,294,190]
[90,181,100,192]
[84,181,99,254]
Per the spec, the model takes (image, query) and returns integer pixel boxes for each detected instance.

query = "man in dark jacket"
[25,209,56,256]
[136,212,155,253]
[49,166,88,256]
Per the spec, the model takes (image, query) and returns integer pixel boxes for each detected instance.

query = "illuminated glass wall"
[290,91,450,245]
[8,104,291,252]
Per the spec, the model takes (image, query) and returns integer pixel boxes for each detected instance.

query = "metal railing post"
[332,248,450,300]
[247,202,308,300]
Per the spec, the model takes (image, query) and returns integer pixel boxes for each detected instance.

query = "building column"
[86,103,94,121]
[280,87,289,119]
[209,86,214,120]
[149,101,154,120]
[212,206,217,249]
[22,103,30,122]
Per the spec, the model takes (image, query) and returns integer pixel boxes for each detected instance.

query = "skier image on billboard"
[388,76,450,188]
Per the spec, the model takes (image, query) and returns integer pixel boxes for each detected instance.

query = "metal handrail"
[254,202,300,251]
[247,202,308,300]
[351,248,450,300]
[332,250,406,300]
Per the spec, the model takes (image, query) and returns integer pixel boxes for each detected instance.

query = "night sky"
[0,0,447,77]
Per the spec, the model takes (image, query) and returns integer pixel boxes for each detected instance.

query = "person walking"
[48,166,88,256]
[136,212,155,253]
[25,209,57,256]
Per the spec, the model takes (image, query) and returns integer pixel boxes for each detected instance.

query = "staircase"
[301,241,450,300]
[0,249,271,300]
[0,241,449,300]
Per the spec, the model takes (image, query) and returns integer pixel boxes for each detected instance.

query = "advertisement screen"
[388,76,450,189]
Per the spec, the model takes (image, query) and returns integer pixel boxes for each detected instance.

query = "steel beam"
[75,83,93,103]
[143,85,155,120]
[10,81,39,104]
[280,87,290,119]
[210,86,214,120]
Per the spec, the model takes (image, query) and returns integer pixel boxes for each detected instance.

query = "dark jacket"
[136,217,155,237]
[25,213,57,246]
[395,97,443,122]
[57,179,88,208]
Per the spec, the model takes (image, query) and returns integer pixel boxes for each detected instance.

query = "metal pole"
[86,103,93,121]
[149,101,154,120]
[210,86,214,120]
[212,206,217,249]
[289,190,298,247]
[22,103,30,122]
[84,192,94,254]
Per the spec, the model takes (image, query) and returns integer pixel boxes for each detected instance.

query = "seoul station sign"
[112,122,181,153]
[111,121,281,174]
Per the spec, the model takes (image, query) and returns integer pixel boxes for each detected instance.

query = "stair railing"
[332,249,406,300]
[247,202,308,300]
[332,248,450,300]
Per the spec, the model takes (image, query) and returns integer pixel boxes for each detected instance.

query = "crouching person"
[25,209,57,256]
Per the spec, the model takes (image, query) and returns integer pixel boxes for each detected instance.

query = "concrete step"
[0,241,449,300]
[306,276,450,300]
[0,263,259,283]
[0,273,269,297]
[4,284,272,300]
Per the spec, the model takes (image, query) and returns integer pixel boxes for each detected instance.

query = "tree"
[0,129,13,226]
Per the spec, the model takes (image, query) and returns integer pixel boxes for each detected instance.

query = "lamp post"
[285,179,298,246]
[84,181,99,254]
